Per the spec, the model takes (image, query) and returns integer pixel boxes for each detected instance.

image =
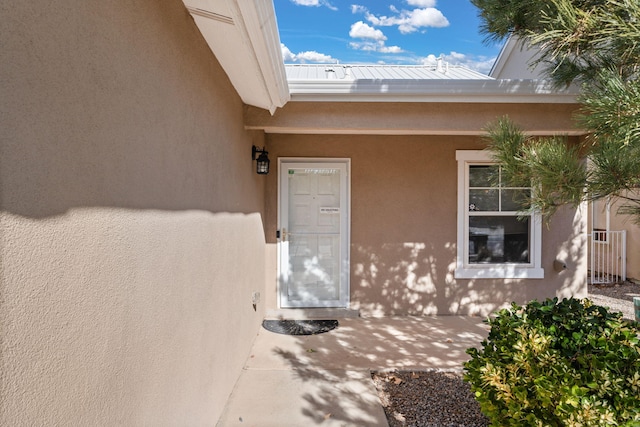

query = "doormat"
[262,319,339,336]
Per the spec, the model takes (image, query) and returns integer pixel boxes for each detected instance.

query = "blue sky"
[274,0,504,74]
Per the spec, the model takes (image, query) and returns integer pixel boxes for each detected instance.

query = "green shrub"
[464,298,640,426]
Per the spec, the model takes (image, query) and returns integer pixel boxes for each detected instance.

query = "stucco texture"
[264,134,587,316]
[603,196,640,282]
[1,1,267,425]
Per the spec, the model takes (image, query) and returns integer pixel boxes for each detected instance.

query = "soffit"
[182,0,289,113]
[244,101,586,136]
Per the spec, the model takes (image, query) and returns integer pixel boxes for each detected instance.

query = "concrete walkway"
[217,316,489,427]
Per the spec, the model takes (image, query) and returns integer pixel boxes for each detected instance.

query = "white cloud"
[379,45,403,53]
[401,8,449,32]
[281,43,296,62]
[281,43,336,63]
[296,51,336,62]
[420,51,497,75]
[290,0,337,10]
[349,41,378,52]
[291,0,320,5]
[364,13,389,27]
[406,0,437,7]
[353,1,449,35]
[349,21,386,40]
[349,40,404,54]
[348,21,404,54]
[367,8,449,34]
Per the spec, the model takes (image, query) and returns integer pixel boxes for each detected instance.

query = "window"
[455,151,543,279]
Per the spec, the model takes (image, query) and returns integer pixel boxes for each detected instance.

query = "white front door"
[278,159,350,308]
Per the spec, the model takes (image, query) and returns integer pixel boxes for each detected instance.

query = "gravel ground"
[587,280,640,321]
[372,370,488,427]
[373,281,640,426]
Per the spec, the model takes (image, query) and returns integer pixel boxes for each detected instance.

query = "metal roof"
[283,62,579,103]
[285,63,493,81]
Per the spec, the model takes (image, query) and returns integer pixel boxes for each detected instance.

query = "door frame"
[277,158,351,308]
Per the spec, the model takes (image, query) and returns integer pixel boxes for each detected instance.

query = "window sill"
[455,266,544,280]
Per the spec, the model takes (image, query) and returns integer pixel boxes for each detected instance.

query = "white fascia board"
[490,36,546,80]
[288,79,580,103]
[249,127,587,136]
[184,0,289,114]
[233,0,290,113]
[489,36,517,78]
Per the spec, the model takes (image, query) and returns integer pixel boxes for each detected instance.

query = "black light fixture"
[252,145,270,175]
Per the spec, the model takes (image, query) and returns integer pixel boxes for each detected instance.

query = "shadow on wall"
[1,0,267,221]
[351,240,519,317]
[557,205,589,299]
[1,1,270,424]
[351,206,587,317]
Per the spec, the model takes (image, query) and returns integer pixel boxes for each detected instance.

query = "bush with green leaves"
[464,298,640,426]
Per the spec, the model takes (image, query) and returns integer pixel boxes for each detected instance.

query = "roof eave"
[489,36,517,78]
[184,0,290,113]
[287,79,580,103]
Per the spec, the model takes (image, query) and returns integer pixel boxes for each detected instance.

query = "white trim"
[287,79,580,104]
[246,127,586,137]
[455,150,544,279]
[234,0,290,113]
[277,158,351,308]
[489,36,516,78]
[183,0,289,113]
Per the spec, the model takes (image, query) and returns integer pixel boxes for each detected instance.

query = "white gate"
[589,230,627,284]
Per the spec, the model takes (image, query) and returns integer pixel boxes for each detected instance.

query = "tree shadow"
[263,316,489,425]
[351,204,587,317]
[351,241,521,317]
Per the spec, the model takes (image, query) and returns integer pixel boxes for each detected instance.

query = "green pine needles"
[464,298,640,426]
[472,0,640,224]
[485,118,587,221]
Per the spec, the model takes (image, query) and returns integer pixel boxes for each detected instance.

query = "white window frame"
[455,150,544,279]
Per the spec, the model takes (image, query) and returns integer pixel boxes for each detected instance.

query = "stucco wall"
[610,201,640,282]
[1,1,266,425]
[264,134,587,316]
[591,196,640,282]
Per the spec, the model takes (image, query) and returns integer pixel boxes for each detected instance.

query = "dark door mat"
[262,319,339,335]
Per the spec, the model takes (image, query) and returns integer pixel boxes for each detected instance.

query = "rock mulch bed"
[371,283,639,426]
[372,370,489,427]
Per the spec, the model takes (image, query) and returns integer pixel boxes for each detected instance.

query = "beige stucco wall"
[610,200,640,282]
[246,102,582,136]
[264,134,587,316]
[591,196,640,282]
[1,1,267,425]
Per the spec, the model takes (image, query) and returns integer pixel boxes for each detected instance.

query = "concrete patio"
[217,316,490,426]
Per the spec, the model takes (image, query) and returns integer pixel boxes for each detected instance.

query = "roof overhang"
[183,0,290,113]
[287,78,580,104]
[180,2,584,135]
[245,100,586,136]
[490,36,546,80]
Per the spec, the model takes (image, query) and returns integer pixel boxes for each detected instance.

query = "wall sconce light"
[252,145,270,175]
